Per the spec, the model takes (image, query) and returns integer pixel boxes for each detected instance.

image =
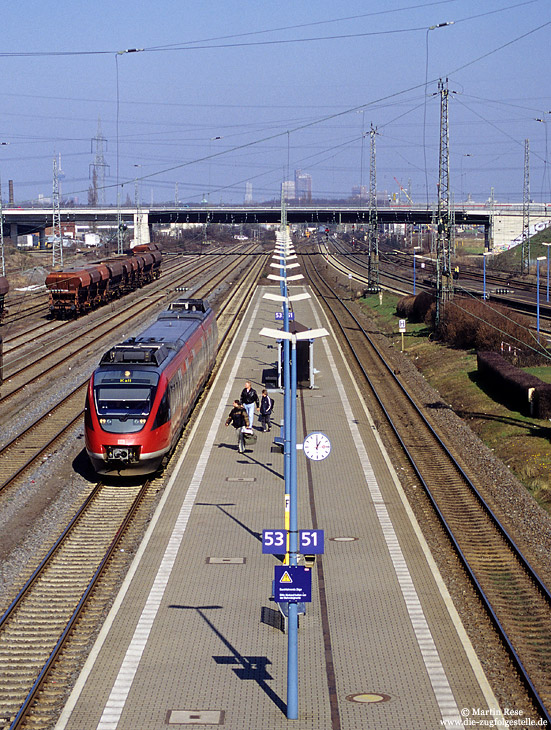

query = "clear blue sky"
[0,0,550,206]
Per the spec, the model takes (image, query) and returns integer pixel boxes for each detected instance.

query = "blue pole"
[283,274,291,539]
[483,253,486,299]
[413,252,416,294]
[287,602,298,718]
[537,258,541,333]
[283,302,291,499]
[287,338,298,719]
[547,246,549,303]
[290,340,297,567]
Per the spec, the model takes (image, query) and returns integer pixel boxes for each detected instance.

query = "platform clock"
[303,432,331,461]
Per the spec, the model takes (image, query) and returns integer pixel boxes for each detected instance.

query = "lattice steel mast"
[522,138,530,274]
[52,156,63,267]
[368,124,379,287]
[435,78,453,325]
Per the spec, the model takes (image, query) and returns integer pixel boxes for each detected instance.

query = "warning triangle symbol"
[280,571,293,583]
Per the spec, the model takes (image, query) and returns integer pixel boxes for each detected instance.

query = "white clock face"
[303,432,331,461]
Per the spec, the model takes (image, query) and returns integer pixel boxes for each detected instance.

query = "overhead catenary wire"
[3,9,546,205]
[449,282,551,361]
[0,1,542,57]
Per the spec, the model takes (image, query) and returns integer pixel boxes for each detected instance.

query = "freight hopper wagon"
[85,298,217,475]
[45,244,162,318]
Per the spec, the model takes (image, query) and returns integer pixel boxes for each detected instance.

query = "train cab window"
[96,385,151,411]
[93,369,159,434]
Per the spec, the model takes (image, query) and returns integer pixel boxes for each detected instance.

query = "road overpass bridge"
[2,203,550,251]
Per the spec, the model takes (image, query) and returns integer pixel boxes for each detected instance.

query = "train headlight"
[99,418,112,425]
[134,418,146,425]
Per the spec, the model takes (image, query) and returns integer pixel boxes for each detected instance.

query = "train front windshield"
[93,369,160,433]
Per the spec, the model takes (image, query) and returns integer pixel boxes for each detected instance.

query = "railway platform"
[56,285,503,730]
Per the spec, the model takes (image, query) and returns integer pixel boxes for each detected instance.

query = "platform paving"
[56,286,504,730]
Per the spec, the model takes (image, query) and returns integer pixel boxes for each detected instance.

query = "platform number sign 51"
[300,530,324,554]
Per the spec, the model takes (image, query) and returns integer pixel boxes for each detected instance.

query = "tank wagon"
[0,276,8,321]
[85,298,217,475]
[45,244,162,318]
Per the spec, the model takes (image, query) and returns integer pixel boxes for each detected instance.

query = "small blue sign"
[262,529,287,554]
[300,530,324,554]
[275,311,295,321]
[274,565,312,603]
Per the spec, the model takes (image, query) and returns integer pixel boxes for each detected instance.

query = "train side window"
[183,359,192,402]
[152,390,171,429]
[176,370,184,408]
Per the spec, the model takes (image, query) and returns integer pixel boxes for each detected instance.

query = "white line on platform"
[312,303,467,730]
[55,297,261,730]
[312,299,505,729]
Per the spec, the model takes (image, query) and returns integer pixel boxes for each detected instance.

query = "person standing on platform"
[240,381,259,430]
[259,389,274,432]
[225,400,249,453]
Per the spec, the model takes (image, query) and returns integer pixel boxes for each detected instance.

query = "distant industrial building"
[295,170,312,203]
[244,182,253,205]
[281,180,296,202]
[352,185,367,202]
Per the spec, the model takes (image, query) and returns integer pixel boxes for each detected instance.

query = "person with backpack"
[259,389,274,432]
[225,400,250,453]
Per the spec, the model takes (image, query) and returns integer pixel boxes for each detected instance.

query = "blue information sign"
[262,529,287,554]
[275,311,295,321]
[274,565,312,603]
[299,530,324,554]
[263,530,324,554]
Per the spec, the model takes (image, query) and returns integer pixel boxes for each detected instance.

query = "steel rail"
[302,251,551,725]
[0,249,264,497]
[6,481,150,730]
[1,252,268,728]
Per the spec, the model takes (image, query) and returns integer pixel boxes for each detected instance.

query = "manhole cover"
[346,693,391,704]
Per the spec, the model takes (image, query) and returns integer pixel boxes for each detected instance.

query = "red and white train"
[85,297,217,475]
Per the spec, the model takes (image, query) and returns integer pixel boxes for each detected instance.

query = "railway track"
[0,246,258,405]
[301,250,551,723]
[0,382,86,493]
[0,249,265,494]
[0,256,203,389]
[322,238,551,335]
[0,482,149,730]
[2,293,48,327]
[0,251,269,729]
[0,256,187,352]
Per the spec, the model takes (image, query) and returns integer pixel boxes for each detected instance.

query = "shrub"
[437,297,541,364]
[396,295,415,319]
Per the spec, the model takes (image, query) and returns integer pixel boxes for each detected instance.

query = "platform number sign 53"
[262,529,287,554]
